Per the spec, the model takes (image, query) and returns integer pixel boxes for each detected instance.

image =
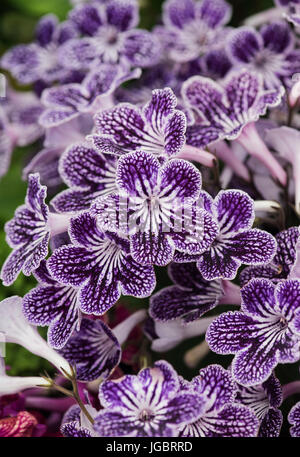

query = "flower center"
[279,315,288,329]
[139,408,155,422]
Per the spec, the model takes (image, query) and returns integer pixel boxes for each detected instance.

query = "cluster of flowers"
[1,0,300,438]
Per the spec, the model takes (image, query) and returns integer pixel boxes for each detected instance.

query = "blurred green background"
[1,0,299,436]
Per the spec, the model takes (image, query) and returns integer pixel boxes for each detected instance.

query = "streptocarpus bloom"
[207,279,300,386]
[61,404,97,437]
[150,261,241,324]
[0,90,43,178]
[22,261,81,349]
[61,1,160,68]
[0,174,71,286]
[48,211,156,315]
[288,401,300,436]
[227,21,300,89]
[235,373,283,437]
[90,87,187,160]
[1,14,78,85]
[182,69,287,185]
[158,0,232,63]
[59,310,146,381]
[91,150,218,266]
[51,142,117,213]
[179,190,277,281]
[240,226,300,286]
[39,64,141,128]
[0,297,70,376]
[94,360,204,437]
[179,364,259,437]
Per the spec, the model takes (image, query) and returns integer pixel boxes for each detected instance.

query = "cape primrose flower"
[179,364,259,437]
[22,261,82,350]
[150,261,223,323]
[48,211,156,315]
[0,174,72,286]
[91,150,218,266]
[39,64,141,128]
[59,310,146,381]
[51,142,118,213]
[158,0,232,63]
[90,87,187,160]
[240,226,300,286]
[61,405,98,437]
[94,360,205,437]
[182,69,287,185]
[176,189,277,281]
[1,14,78,85]
[234,373,283,437]
[227,21,300,89]
[207,278,300,386]
[61,0,160,68]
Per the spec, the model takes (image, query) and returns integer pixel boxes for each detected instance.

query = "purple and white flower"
[91,150,218,266]
[90,87,187,159]
[235,373,283,437]
[177,190,277,281]
[22,261,81,350]
[61,1,160,68]
[240,226,300,286]
[179,364,259,437]
[94,360,205,437]
[0,174,71,286]
[61,404,98,437]
[51,142,117,213]
[182,69,287,185]
[48,211,156,315]
[39,63,141,128]
[0,90,43,178]
[227,21,300,89]
[207,278,300,386]
[158,0,232,63]
[1,14,78,85]
[59,309,146,381]
[150,261,241,324]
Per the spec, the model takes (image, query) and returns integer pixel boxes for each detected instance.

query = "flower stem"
[177,145,216,167]
[184,340,210,369]
[237,122,287,187]
[70,366,95,426]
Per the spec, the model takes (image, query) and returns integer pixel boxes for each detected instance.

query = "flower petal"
[60,319,121,381]
[228,27,262,64]
[130,232,175,266]
[206,311,254,354]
